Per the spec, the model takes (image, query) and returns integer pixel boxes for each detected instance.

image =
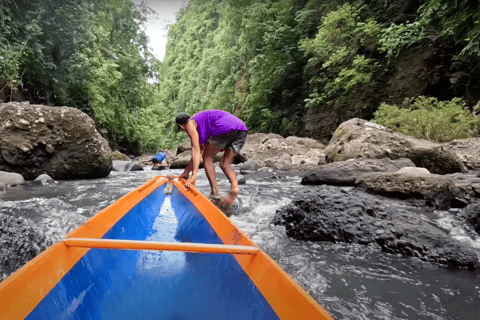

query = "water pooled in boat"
[137,195,186,275]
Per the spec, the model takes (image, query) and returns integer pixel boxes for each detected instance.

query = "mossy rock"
[111,150,129,161]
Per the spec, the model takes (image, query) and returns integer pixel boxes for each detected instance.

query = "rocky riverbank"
[2,103,480,273]
[119,119,480,270]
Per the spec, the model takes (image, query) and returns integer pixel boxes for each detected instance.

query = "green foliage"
[0,2,44,87]
[238,0,299,130]
[156,0,312,137]
[0,0,164,151]
[378,21,425,60]
[299,3,381,109]
[419,0,480,58]
[5,0,480,153]
[372,96,480,142]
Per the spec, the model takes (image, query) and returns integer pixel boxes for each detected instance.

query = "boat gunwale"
[172,180,334,320]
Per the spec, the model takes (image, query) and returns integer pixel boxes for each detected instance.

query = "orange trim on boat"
[0,176,165,320]
[63,238,260,255]
[173,181,334,320]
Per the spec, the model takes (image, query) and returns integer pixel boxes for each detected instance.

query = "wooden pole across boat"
[63,238,259,255]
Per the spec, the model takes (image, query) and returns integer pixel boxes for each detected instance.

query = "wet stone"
[272,185,479,269]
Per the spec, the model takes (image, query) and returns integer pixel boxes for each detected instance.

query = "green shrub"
[372,96,480,142]
[378,21,425,60]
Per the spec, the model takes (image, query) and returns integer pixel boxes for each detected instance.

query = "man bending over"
[175,110,248,208]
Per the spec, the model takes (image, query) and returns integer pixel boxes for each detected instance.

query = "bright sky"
[131,0,189,61]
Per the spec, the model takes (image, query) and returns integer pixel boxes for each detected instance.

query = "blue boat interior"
[26,184,280,320]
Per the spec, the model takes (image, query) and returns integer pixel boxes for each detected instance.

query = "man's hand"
[185,174,197,189]
[180,170,189,180]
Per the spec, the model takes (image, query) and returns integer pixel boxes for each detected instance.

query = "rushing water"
[1,167,479,320]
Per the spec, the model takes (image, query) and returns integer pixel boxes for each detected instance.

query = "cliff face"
[304,39,480,140]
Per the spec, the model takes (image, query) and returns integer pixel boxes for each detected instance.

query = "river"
[1,167,479,320]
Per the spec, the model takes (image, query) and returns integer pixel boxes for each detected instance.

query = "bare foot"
[208,192,223,206]
[221,187,239,207]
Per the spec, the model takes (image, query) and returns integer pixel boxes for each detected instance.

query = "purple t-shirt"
[191,110,248,145]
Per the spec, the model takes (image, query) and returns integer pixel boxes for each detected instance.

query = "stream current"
[1,167,479,320]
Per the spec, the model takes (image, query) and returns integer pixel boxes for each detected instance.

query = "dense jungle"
[2,0,480,152]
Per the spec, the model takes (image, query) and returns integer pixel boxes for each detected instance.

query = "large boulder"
[325,118,467,174]
[0,103,112,180]
[0,171,25,186]
[240,133,324,168]
[301,158,415,186]
[272,187,479,268]
[169,151,205,169]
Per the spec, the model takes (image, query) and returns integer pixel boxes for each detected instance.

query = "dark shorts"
[207,130,247,153]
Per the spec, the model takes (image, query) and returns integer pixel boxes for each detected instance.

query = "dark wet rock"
[301,158,415,186]
[112,160,143,172]
[357,172,459,210]
[325,118,467,174]
[176,139,192,155]
[451,197,470,209]
[463,202,480,235]
[129,163,143,171]
[0,102,112,180]
[272,186,479,268]
[0,213,53,281]
[0,171,25,186]
[237,174,246,185]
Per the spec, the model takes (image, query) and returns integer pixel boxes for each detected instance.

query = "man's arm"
[180,159,194,179]
[184,120,202,189]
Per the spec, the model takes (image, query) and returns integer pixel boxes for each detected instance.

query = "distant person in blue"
[151,150,167,167]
